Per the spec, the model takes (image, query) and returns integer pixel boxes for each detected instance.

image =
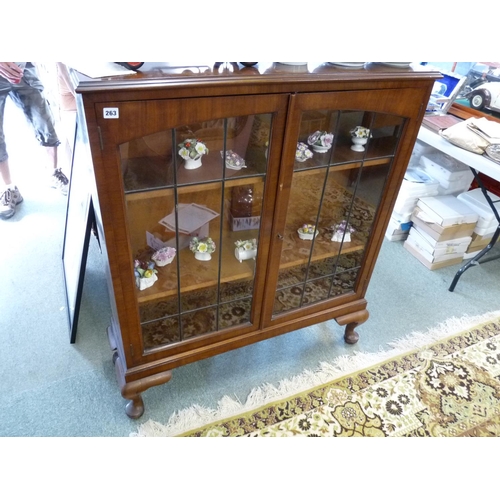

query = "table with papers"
[417,126,500,291]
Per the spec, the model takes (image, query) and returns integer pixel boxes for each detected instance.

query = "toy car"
[465,81,500,112]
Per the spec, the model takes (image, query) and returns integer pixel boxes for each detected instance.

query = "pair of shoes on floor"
[51,168,69,195]
[0,186,23,219]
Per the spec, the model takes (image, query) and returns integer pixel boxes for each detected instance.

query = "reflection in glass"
[120,131,174,192]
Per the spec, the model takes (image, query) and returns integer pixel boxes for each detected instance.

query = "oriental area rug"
[132,311,500,437]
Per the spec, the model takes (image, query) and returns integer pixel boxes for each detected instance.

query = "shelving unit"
[72,62,439,417]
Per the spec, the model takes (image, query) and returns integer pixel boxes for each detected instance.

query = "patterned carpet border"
[132,310,500,437]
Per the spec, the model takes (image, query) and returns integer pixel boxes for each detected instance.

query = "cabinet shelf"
[125,174,265,202]
[135,229,258,304]
[123,154,266,195]
[295,136,398,171]
[278,229,365,271]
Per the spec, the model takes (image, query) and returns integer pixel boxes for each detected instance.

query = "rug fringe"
[131,310,500,437]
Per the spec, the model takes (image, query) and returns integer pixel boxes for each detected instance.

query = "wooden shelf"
[294,136,397,171]
[135,228,259,303]
[123,153,267,195]
[125,168,265,202]
[278,230,365,270]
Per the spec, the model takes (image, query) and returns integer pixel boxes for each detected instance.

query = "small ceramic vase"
[312,145,329,153]
[184,156,202,170]
[235,247,257,263]
[351,137,368,152]
[297,229,319,240]
[136,274,158,291]
[195,251,212,261]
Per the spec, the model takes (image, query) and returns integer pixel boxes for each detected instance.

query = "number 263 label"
[103,107,119,119]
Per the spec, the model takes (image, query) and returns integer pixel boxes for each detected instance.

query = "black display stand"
[61,118,94,343]
[449,168,500,291]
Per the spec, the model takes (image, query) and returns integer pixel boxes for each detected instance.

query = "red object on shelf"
[471,173,500,197]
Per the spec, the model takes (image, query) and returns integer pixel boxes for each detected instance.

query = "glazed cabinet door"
[94,94,288,363]
[263,87,427,324]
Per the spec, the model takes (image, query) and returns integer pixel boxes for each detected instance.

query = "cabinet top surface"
[72,62,441,95]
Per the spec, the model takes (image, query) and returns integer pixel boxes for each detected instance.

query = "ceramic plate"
[374,62,413,68]
[328,62,366,68]
[485,144,500,164]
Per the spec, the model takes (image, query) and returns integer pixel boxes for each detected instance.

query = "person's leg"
[9,68,68,194]
[0,158,12,185]
[0,90,23,219]
[0,91,12,187]
[0,156,23,219]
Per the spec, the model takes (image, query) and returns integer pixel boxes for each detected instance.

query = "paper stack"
[419,152,473,196]
[466,117,500,145]
[457,188,500,258]
[157,203,219,250]
[386,167,439,241]
[405,195,478,270]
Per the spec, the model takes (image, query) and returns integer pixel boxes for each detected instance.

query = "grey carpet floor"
[1,97,500,437]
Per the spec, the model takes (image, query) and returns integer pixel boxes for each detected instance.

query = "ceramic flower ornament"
[331,220,355,242]
[234,239,257,262]
[307,130,334,152]
[297,223,319,240]
[134,260,158,290]
[296,142,313,162]
[190,236,216,261]
[350,126,371,152]
[350,126,371,138]
[178,138,209,169]
[178,138,209,159]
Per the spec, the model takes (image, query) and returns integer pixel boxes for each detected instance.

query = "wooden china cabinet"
[72,62,439,417]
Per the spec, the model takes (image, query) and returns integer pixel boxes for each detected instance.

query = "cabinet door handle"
[277,233,284,240]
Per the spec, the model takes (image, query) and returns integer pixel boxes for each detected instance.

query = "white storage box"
[457,188,500,224]
[420,153,474,183]
[394,168,440,214]
[408,226,471,257]
[473,224,497,237]
[404,239,463,270]
[416,195,479,227]
[436,177,474,192]
[391,210,412,224]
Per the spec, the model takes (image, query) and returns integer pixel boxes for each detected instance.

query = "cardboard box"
[229,211,261,231]
[411,207,476,242]
[408,227,470,257]
[458,188,500,224]
[420,153,473,183]
[473,223,497,236]
[470,231,494,246]
[416,196,479,227]
[404,240,463,270]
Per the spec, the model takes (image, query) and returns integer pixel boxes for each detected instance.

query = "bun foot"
[125,396,145,419]
[344,325,360,344]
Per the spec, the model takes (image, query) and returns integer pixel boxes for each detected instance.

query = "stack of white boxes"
[419,152,474,196]
[386,167,440,241]
[404,195,479,270]
[457,188,500,258]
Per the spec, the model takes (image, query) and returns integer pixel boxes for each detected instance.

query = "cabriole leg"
[335,309,369,344]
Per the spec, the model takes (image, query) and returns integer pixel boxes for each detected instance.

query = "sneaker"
[0,186,23,219]
[51,169,69,195]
